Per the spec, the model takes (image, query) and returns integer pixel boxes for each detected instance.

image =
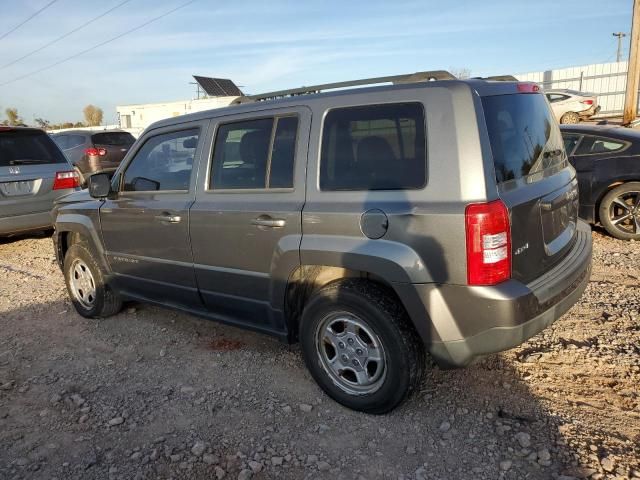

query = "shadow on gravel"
[0,229,53,245]
[0,296,607,480]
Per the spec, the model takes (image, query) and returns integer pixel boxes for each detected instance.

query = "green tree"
[83,105,103,126]
[34,117,50,129]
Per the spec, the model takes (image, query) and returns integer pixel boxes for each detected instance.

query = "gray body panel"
[52,78,593,367]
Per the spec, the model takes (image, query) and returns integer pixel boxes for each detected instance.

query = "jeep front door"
[100,123,206,307]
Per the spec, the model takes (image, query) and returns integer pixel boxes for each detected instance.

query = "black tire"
[63,243,122,318]
[599,182,640,240]
[560,111,580,124]
[300,279,425,414]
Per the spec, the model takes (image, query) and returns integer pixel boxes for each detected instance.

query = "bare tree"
[34,117,50,129]
[83,105,103,126]
[449,67,472,79]
[5,107,22,126]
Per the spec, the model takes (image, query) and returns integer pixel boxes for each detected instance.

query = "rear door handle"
[251,216,286,228]
[155,213,182,223]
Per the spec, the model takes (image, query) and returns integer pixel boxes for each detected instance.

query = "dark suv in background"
[52,72,592,413]
[51,130,135,185]
[0,127,78,236]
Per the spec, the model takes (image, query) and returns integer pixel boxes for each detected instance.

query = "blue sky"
[0,0,633,124]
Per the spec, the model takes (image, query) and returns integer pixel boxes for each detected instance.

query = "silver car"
[0,127,78,236]
[545,89,600,124]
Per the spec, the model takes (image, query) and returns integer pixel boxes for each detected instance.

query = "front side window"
[320,103,426,190]
[210,116,298,190]
[122,128,199,192]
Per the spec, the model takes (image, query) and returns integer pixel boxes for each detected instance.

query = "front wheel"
[63,243,122,318]
[300,280,425,414]
[560,111,580,124]
[599,182,640,240]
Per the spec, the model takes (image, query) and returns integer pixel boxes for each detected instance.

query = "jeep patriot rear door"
[189,107,310,335]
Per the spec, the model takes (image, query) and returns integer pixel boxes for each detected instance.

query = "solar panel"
[193,76,243,97]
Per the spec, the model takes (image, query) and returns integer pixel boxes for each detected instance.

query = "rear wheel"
[599,182,640,240]
[63,243,122,318]
[560,111,580,124]
[300,280,425,414]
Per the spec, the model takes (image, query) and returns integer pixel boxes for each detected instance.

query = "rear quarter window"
[482,93,566,184]
[0,129,68,166]
[320,103,426,191]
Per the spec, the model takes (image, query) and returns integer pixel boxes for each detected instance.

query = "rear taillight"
[465,200,511,286]
[53,170,80,190]
[85,147,107,156]
[581,99,594,105]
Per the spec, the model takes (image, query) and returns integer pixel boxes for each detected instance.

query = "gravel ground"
[0,229,638,480]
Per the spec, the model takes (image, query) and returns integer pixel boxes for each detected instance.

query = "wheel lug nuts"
[338,342,345,349]
[341,354,348,362]
[347,338,355,345]
[356,348,363,355]
[352,359,359,366]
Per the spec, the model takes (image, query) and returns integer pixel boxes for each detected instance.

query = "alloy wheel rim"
[609,190,640,235]
[315,311,387,395]
[69,259,97,309]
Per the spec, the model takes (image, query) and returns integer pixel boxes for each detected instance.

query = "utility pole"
[613,32,627,62]
[623,0,640,125]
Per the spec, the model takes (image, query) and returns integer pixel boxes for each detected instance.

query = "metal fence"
[516,61,637,116]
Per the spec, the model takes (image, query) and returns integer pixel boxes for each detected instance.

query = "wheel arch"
[594,178,640,223]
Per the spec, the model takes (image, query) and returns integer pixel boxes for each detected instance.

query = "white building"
[116,96,239,136]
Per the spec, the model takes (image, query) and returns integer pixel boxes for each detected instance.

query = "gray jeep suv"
[52,73,592,413]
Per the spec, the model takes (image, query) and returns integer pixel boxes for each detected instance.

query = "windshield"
[91,132,135,146]
[0,129,68,166]
[482,93,567,184]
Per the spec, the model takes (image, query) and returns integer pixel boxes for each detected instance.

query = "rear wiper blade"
[9,159,45,165]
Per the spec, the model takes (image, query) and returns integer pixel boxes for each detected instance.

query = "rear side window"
[482,93,566,184]
[210,116,298,190]
[574,136,627,155]
[92,132,135,146]
[320,103,426,190]
[0,129,68,166]
[562,133,582,155]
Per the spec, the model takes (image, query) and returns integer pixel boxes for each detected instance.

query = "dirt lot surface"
[0,230,639,480]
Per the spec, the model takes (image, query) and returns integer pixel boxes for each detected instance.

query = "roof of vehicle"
[560,124,640,141]
[147,77,533,131]
[50,128,131,136]
[0,126,46,133]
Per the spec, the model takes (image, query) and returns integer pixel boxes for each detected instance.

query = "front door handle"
[155,213,182,223]
[251,216,286,228]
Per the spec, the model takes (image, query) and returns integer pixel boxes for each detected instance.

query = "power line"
[0,0,60,42]
[0,0,198,88]
[0,0,133,71]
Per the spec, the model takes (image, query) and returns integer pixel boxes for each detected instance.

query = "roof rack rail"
[248,70,457,101]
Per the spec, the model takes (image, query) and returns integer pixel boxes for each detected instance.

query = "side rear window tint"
[210,115,298,190]
[320,103,426,191]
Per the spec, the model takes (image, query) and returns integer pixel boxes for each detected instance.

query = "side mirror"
[88,173,111,198]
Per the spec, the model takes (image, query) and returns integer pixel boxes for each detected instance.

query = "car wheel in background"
[599,182,640,241]
[63,242,122,317]
[299,279,425,414]
[560,112,580,124]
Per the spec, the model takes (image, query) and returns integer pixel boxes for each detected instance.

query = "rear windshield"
[0,129,68,166]
[482,93,566,184]
[91,132,135,146]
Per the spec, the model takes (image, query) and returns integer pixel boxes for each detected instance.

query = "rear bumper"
[0,210,53,236]
[579,105,600,118]
[395,220,592,367]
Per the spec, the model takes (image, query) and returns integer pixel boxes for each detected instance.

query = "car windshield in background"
[482,93,566,184]
[91,132,135,146]
[0,129,68,166]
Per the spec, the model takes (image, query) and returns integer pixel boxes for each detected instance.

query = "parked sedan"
[561,124,640,240]
[51,129,135,185]
[0,127,79,236]
[546,89,600,124]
